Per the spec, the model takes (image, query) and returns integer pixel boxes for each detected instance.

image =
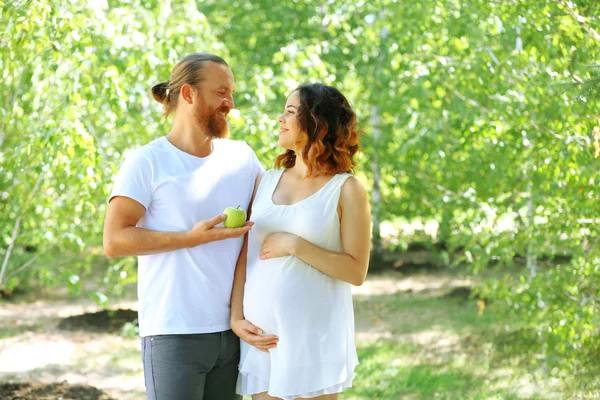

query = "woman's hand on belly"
[231,318,279,352]
[259,232,299,260]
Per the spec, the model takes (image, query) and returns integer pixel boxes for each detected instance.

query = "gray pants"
[141,330,241,400]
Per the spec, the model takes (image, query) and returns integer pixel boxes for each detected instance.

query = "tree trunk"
[369,104,385,271]
[367,22,389,272]
[526,182,537,281]
[0,171,44,289]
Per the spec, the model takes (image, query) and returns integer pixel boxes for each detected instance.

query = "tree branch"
[5,235,63,282]
[0,170,45,289]
[452,89,492,114]
[556,0,600,43]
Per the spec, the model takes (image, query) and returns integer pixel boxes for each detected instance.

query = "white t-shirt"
[109,136,263,337]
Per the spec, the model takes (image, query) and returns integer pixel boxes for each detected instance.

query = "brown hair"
[151,53,229,117]
[275,83,361,177]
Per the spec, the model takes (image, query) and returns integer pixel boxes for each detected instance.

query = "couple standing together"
[103,53,371,400]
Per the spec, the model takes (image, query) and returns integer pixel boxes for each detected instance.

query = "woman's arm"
[230,174,278,352]
[259,176,371,286]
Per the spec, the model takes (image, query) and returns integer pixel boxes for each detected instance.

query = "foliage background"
[1,0,599,393]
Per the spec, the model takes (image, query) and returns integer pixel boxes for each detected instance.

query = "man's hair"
[151,53,229,117]
[275,83,361,177]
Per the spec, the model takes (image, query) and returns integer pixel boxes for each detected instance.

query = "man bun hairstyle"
[150,53,229,117]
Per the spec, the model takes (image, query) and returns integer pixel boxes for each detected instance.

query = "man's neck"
[167,119,213,158]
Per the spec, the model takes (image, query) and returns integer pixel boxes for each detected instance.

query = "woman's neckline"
[270,169,338,207]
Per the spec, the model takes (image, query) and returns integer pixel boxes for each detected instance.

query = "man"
[103,53,264,399]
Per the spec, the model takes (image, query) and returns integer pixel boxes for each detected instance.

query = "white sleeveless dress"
[236,169,359,399]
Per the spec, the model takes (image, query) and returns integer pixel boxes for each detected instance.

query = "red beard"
[194,102,230,138]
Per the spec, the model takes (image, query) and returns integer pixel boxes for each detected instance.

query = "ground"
[0,270,597,399]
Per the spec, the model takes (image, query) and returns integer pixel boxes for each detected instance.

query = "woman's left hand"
[259,232,299,260]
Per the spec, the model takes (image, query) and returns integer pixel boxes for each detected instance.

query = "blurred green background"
[1,0,599,398]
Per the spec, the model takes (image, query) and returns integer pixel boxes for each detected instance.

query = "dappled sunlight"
[1,271,596,399]
[345,271,586,399]
[355,330,394,341]
[352,272,475,297]
[0,335,75,373]
[0,295,144,400]
[408,327,461,350]
[1,298,138,327]
[0,331,144,400]
[2,0,600,397]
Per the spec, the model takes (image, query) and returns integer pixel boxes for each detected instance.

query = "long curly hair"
[275,83,361,177]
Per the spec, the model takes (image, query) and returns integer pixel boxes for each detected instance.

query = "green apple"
[223,206,247,228]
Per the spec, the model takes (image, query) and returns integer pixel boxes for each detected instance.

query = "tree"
[1,0,599,371]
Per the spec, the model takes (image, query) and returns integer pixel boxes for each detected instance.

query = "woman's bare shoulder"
[340,175,368,208]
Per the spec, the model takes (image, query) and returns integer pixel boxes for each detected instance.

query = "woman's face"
[277,90,302,151]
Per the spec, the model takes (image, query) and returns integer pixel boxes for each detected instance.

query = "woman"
[230,83,371,400]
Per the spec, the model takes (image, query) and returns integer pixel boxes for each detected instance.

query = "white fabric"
[237,169,359,399]
[109,137,263,337]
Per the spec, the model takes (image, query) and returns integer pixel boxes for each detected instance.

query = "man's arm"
[103,196,252,258]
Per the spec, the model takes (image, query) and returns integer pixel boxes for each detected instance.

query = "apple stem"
[237,205,240,209]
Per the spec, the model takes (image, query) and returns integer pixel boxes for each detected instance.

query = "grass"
[343,292,599,400]
[2,270,599,400]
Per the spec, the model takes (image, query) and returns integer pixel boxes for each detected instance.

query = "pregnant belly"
[243,256,335,336]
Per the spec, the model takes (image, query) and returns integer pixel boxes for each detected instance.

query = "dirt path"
[0,272,472,399]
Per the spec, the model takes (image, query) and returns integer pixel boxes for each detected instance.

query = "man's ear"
[180,84,195,105]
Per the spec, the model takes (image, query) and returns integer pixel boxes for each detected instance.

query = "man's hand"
[231,319,278,352]
[187,214,254,247]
